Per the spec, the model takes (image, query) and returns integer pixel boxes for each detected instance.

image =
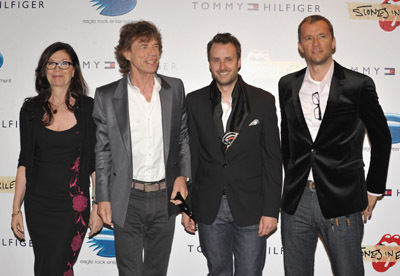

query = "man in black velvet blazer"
[279,15,391,275]
[183,33,282,275]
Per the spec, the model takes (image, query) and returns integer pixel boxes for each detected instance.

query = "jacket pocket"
[336,159,364,173]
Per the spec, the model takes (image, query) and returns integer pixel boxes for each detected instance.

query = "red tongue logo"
[379,0,400,31]
[372,234,400,272]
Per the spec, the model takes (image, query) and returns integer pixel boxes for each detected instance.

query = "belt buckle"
[144,183,158,192]
[307,180,316,191]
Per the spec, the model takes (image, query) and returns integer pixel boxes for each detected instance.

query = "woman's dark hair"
[26,42,87,125]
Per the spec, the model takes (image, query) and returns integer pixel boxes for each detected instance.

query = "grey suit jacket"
[93,74,191,227]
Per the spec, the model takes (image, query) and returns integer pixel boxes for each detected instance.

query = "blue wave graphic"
[385,113,400,144]
[0,53,3,68]
[91,0,137,16]
[88,228,116,257]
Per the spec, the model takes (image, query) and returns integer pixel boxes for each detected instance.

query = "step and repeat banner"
[1,0,399,275]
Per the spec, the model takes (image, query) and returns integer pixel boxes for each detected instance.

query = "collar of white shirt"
[127,74,161,96]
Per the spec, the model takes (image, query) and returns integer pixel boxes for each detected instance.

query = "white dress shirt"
[221,98,232,132]
[127,75,165,182]
[299,61,334,181]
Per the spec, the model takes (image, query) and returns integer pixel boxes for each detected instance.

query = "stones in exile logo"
[379,0,400,31]
[347,0,400,32]
[90,0,137,16]
[363,234,400,272]
[0,177,15,193]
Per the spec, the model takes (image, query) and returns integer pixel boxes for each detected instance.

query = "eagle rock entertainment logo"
[90,0,137,16]
[347,0,400,32]
[362,234,400,272]
[88,228,115,257]
[0,52,12,83]
[385,114,400,143]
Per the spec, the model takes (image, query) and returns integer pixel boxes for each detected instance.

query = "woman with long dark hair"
[11,42,103,275]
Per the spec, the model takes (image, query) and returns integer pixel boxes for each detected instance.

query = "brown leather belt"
[306,180,316,191]
[132,179,166,192]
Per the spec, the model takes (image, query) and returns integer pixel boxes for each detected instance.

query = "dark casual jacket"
[18,96,96,195]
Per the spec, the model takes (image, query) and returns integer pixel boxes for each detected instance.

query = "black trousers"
[114,188,176,276]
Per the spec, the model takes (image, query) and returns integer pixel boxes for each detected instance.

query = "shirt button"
[223,164,227,168]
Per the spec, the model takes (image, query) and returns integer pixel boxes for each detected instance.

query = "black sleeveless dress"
[25,123,89,276]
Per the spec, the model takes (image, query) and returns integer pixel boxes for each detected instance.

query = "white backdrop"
[1,0,400,275]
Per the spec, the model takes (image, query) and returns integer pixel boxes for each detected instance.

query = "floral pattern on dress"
[64,130,88,275]
[63,262,73,276]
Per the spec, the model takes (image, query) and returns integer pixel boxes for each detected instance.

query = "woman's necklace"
[49,101,65,114]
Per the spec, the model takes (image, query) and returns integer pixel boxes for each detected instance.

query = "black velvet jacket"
[279,61,391,219]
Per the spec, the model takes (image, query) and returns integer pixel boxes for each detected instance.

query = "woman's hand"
[11,211,25,240]
[88,203,103,237]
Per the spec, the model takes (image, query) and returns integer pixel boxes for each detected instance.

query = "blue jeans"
[198,195,266,276]
[114,188,176,276]
[281,185,364,276]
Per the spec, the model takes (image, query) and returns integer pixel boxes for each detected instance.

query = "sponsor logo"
[385,189,392,196]
[0,1,44,9]
[82,60,117,70]
[1,237,32,247]
[385,67,396,75]
[385,114,400,144]
[347,1,400,32]
[362,234,400,272]
[0,120,18,128]
[0,177,15,193]
[104,61,115,69]
[187,244,283,255]
[242,49,303,79]
[240,49,302,87]
[90,0,137,16]
[351,66,397,76]
[0,52,12,83]
[82,18,133,25]
[191,2,321,12]
[88,228,115,257]
[1,78,12,83]
[81,60,177,72]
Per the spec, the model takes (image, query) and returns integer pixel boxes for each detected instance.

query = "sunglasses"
[174,192,196,224]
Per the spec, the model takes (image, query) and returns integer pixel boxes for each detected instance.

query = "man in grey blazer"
[93,21,191,276]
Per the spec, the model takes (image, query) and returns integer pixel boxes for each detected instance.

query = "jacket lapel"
[112,77,132,162]
[231,76,249,135]
[292,69,313,141]
[314,61,345,144]
[159,75,172,165]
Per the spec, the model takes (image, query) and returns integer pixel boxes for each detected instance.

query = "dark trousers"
[198,195,266,276]
[281,186,364,276]
[114,188,176,276]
